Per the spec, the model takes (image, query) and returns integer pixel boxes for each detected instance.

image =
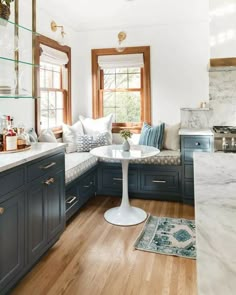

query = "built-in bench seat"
[65,152,98,185]
[99,150,181,166]
[65,150,181,185]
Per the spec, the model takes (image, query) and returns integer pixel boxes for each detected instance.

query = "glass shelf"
[0,56,39,67]
[0,17,39,35]
[0,93,39,99]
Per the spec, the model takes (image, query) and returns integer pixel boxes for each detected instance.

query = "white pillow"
[163,123,180,151]
[79,114,113,144]
[38,129,57,143]
[62,121,84,153]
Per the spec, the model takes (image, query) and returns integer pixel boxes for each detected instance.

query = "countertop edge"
[179,128,214,136]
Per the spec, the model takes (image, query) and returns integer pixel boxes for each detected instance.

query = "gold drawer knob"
[0,207,5,215]
[44,177,55,185]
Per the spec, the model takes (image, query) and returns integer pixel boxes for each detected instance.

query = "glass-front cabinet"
[0,0,37,99]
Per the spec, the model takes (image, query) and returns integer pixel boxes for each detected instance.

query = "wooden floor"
[12,196,196,295]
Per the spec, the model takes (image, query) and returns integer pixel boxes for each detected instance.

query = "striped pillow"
[139,122,165,149]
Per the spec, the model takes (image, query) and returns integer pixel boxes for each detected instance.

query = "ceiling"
[37,0,208,32]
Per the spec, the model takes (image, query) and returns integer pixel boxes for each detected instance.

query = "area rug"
[134,215,196,259]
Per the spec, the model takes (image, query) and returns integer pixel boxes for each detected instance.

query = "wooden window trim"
[34,35,72,135]
[210,57,236,67]
[91,46,151,133]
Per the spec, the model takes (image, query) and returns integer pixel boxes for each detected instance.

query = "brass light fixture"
[50,20,66,45]
[116,31,127,52]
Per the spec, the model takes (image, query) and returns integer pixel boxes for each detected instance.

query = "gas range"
[213,126,236,152]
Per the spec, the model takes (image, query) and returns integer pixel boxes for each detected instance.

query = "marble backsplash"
[181,68,236,128]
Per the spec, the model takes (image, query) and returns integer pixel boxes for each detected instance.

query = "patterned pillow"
[77,133,109,152]
[139,122,165,149]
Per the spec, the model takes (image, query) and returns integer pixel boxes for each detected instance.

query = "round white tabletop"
[90,144,160,226]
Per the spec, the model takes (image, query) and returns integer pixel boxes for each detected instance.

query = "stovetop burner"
[213,126,236,134]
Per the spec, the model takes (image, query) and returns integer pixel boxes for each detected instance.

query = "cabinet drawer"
[0,167,25,198]
[100,167,138,192]
[141,170,180,192]
[184,164,193,179]
[183,136,211,150]
[27,152,64,182]
[79,172,96,196]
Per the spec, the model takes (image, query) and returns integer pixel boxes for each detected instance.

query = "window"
[92,46,151,133]
[39,62,65,129]
[35,35,71,134]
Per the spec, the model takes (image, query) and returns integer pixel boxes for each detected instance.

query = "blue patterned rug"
[134,215,196,259]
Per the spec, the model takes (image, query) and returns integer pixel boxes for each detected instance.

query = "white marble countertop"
[0,142,66,173]
[194,152,236,295]
[179,128,214,136]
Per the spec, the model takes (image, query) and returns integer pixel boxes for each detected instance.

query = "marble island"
[194,152,236,295]
[0,142,66,172]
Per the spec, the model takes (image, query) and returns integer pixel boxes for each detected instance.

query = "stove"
[213,126,236,152]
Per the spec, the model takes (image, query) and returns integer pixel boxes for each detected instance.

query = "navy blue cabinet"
[65,166,97,221]
[97,163,182,202]
[0,190,25,293]
[0,150,65,294]
[181,135,213,204]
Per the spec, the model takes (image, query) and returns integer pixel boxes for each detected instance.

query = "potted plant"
[120,129,132,151]
[0,0,14,21]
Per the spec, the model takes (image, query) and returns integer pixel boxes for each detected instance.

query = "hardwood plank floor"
[12,196,196,295]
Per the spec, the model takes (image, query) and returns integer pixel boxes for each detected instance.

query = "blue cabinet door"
[0,191,25,292]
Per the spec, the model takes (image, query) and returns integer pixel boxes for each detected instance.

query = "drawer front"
[101,167,138,192]
[184,164,193,179]
[28,152,64,182]
[141,170,180,192]
[0,167,25,198]
[79,172,96,196]
[184,181,194,197]
[183,136,211,150]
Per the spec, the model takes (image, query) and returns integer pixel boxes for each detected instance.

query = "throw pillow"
[77,133,109,152]
[139,122,165,149]
[38,129,57,143]
[62,121,84,153]
[163,123,180,151]
[27,128,38,142]
[79,114,113,144]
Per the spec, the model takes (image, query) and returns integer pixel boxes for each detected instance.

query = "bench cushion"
[99,150,181,166]
[65,153,98,184]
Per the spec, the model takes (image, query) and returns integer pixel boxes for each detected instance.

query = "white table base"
[104,159,147,226]
[104,206,147,226]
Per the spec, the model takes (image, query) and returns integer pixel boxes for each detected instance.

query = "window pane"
[116,68,127,74]
[128,68,141,74]
[48,109,56,128]
[49,92,56,109]
[53,72,61,88]
[103,69,115,74]
[45,70,53,88]
[103,107,116,121]
[40,110,49,129]
[128,73,141,88]
[103,92,116,108]
[113,91,141,123]
[40,91,48,110]
[116,73,128,88]
[56,109,63,126]
[56,92,63,108]
[104,74,115,89]
[40,70,45,88]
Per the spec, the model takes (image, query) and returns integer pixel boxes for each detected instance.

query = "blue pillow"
[139,122,165,149]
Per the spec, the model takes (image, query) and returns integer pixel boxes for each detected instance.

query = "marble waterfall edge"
[194,152,236,295]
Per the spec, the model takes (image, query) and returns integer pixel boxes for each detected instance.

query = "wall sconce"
[116,31,127,52]
[50,20,66,45]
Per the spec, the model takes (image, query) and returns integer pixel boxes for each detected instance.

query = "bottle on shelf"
[5,117,17,151]
[17,127,26,149]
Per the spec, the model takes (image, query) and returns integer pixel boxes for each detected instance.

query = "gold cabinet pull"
[113,178,122,181]
[152,180,166,183]
[0,207,5,215]
[44,177,55,185]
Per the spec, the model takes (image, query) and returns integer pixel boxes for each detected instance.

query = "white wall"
[1,1,209,128]
[210,0,236,57]
[74,22,209,125]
